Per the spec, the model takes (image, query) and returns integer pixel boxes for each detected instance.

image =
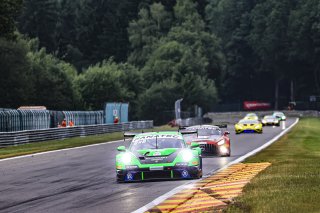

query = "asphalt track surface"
[0,118,296,213]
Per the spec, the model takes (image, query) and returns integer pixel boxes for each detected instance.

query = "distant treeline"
[0,0,319,123]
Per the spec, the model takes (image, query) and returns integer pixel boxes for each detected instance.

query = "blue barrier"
[105,102,129,124]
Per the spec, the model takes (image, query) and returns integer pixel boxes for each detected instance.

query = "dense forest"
[0,0,319,122]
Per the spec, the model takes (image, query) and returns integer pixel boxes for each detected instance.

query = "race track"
[0,118,296,213]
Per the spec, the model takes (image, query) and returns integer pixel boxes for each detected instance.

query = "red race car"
[183,125,231,157]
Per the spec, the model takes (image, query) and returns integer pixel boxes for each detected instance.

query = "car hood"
[136,148,178,157]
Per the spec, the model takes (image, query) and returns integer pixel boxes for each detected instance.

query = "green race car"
[116,131,202,182]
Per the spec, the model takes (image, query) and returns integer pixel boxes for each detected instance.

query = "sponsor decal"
[188,126,219,130]
[134,134,182,141]
[126,172,134,181]
[181,170,189,178]
[148,157,166,162]
[150,166,164,171]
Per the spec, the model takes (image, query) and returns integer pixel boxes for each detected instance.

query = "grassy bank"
[0,125,177,159]
[226,118,320,213]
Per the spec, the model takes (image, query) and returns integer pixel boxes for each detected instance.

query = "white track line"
[132,118,299,213]
[0,139,123,163]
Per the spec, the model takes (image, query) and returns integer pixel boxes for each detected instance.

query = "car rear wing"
[123,132,141,140]
[179,129,198,135]
[178,126,188,130]
[213,123,228,128]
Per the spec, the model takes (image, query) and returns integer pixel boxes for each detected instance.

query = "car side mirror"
[117,146,126,152]
[191,142,199,148]
[224,131,230,135]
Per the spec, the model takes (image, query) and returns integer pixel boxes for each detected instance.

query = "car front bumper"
[116,166,201,182]
[235,127,262,134]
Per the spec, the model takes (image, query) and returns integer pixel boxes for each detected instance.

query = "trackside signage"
[243,101,271,110]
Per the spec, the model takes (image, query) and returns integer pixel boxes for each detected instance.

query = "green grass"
[225,118,320,213]
[0,125,177,159]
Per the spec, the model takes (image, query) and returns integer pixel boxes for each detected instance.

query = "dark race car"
[183,125,231,157]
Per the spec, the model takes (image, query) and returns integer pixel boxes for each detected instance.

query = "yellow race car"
[235,119,263,134]
[243,113,259,120]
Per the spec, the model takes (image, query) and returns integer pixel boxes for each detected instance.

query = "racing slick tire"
[198,156,203,178]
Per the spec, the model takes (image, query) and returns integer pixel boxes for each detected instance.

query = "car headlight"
[235,124,242,129]
[275,120,279,123]
[181,150,194,162]
[282,116,286,119]
[262,120,266,123]
[217,139,225,146]
[219,146,229,154]
[121,153,132,164]
[255,125,261,129]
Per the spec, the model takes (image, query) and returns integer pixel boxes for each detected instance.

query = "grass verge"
[225,118,320,213]
[0,125,177,160]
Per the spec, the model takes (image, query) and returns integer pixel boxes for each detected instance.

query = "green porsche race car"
[116,131,202,182]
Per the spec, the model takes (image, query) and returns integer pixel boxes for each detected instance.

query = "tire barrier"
[0,120,153,147]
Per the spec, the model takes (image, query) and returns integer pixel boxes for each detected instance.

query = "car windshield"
[246,113,257,117]
[273,112,284,116]
[239,120,259,124]
[130,136,185,151]
[197,129,221,136]
[264,116,275,119]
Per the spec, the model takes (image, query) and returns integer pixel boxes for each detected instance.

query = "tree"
[137,0,220,122]
[28,45,81,110]
[0,38,33,107]
[118,63,144,119]
[287,0,320,97]
[249,0,295,109]
[0,0,23,40]
[18,0,59,53]
[55,0,80,67]
[128,3,172,67]
[206,0,259,102]
[137,80,181,124]
[70,0,142,68]
[76,59,134,110]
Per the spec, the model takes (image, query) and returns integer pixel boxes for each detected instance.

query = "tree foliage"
[0,36,80,110]
[1,0,320,121]
[136,0,221,121]
[0,38,33,107]
[0,0,23,40]
[76,59,138,110]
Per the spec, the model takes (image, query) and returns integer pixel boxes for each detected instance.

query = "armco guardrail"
[0,121,153,147]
